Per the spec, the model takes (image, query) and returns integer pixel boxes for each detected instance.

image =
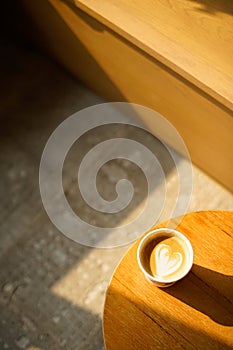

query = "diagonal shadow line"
[162,264,233,326]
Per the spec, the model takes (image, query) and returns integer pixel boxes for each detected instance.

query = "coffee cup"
[137,228,193,287]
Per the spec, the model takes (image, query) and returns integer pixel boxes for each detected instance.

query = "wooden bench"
[21,0,233,190]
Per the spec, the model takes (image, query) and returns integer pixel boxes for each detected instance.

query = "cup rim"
[137,228,194,284]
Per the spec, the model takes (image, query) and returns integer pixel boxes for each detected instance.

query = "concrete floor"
[0,43,232,350]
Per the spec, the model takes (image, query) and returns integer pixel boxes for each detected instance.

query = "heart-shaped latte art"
[155,244,182,277]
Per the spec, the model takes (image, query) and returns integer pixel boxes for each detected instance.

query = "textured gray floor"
[0,43,232,350]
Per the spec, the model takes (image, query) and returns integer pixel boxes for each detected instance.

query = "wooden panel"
[21,0,233,191]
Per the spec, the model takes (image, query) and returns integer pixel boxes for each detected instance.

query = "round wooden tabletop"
[103,211,233,350]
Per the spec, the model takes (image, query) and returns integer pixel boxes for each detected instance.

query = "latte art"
[149,235,188,281]
[155,244,182,277]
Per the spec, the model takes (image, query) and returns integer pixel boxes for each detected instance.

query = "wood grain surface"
[103,211,233,349]
[74,0,233,110]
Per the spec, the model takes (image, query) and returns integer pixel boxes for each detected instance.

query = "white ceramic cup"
[137,228,194,287]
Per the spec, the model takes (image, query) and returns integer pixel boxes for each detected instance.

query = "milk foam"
[155,244,182,277]
[148,235,187,280]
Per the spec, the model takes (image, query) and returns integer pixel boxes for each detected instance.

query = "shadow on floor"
[0,40,179,348]
[0,5,183,348]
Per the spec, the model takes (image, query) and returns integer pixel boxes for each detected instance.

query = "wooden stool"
[103,211,233,349]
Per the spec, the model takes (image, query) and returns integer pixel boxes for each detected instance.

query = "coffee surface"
[147,235,188,281]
